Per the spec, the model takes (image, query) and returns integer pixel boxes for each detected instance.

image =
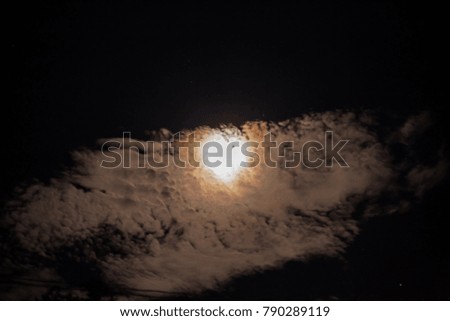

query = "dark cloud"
[0,111,446,299]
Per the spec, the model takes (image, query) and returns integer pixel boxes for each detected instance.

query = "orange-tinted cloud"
[1,111,446,299]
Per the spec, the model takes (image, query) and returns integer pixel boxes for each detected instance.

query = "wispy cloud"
[1,111,446,299]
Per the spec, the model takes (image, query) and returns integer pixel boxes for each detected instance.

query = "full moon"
[201,134,248,183]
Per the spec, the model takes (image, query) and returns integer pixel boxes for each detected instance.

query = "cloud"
[0,110,446,299]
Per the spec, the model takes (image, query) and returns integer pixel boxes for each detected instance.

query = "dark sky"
[4,1,449,300]
[6,1,447,187]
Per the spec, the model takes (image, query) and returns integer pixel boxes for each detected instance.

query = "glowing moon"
[201,134,248,183]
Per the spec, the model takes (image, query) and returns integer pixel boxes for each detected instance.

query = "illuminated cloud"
[0,111,446,299]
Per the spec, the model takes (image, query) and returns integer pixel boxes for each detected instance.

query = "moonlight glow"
[201,134,248,183]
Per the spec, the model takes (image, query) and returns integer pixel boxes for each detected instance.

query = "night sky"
[3,1,449,300]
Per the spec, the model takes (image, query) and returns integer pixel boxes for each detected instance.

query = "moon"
[200,134,249,183]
